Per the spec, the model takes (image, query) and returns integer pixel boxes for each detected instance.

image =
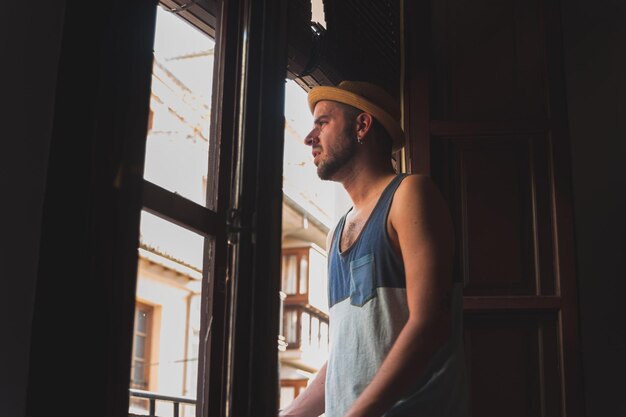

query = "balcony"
[129,389,195,417]
[283,304,329,351]
[280,303,329,373]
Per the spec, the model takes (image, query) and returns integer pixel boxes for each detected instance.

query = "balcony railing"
[282,304,329,350]
[129,388,196,417]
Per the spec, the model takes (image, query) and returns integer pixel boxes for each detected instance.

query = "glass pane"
[133,362,145,384]
[299,256,308,294]
[132,209,207,404]
[139,211,204,270]
[143,6,216,206]
[285,255,298,294]
[135,335,146,358]
[136,309,147,333]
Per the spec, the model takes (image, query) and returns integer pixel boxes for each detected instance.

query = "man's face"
[304,101,357,181]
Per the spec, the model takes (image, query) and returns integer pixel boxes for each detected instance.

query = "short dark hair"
[336,102,361,122]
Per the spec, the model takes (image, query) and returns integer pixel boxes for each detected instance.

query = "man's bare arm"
[279,362,327,417]
[344,175,455,417]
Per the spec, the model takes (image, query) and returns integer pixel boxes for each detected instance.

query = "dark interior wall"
[560,1,626,416]
[0,3,65,417]
[1,2,624,417]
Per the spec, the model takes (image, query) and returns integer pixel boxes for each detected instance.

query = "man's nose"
[304,128,319,146]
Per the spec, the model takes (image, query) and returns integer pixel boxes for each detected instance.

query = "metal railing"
[129,388,196,417]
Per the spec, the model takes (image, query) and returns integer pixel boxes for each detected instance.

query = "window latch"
[226,208,254,245]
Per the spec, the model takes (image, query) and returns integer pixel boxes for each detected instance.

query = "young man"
[280,81,468,417]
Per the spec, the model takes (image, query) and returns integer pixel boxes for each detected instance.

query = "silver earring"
[357,136,363,145]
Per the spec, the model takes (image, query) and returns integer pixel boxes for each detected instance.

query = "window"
[28,0,289,415]
[129,4,220,416]
[131,303,154,389]
[281,248,310,299]
[143,6,216,206]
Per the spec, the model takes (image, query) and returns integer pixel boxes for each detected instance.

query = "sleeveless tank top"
[325,174,468,417]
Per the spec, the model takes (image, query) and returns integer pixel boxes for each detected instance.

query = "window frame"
[26,1,291,416]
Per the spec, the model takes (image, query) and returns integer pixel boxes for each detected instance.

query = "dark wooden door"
[404,0,584,416]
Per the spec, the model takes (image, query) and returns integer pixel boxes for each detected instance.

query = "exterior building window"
[131,303,153,389]
[281,248,310,299]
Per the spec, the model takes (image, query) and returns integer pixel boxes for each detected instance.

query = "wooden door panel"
[405,0,583,413]
[457,137,535,295]
[431,0,547,121]
[464,312,562,417]
[434,135,555,296]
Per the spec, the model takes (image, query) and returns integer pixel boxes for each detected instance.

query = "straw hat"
[307,80,405,151]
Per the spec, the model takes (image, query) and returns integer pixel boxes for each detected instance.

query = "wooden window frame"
[26,1,288,417]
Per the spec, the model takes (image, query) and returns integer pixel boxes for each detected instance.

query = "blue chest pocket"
[349,254,376,306]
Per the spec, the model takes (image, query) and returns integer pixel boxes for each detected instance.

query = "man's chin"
[317,166,337,181]
[317,166,330,181]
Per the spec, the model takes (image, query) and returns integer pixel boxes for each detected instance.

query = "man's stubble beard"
[317,127,357,181]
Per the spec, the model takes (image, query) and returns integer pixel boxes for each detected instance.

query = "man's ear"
[356,113,374,137]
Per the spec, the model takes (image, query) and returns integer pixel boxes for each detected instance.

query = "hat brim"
[308,86,405,152]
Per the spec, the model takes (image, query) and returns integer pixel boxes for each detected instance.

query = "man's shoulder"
[393,174,439,205]
[390,174,450,225]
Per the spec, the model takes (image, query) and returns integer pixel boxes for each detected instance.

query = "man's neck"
[340,164,396,209]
